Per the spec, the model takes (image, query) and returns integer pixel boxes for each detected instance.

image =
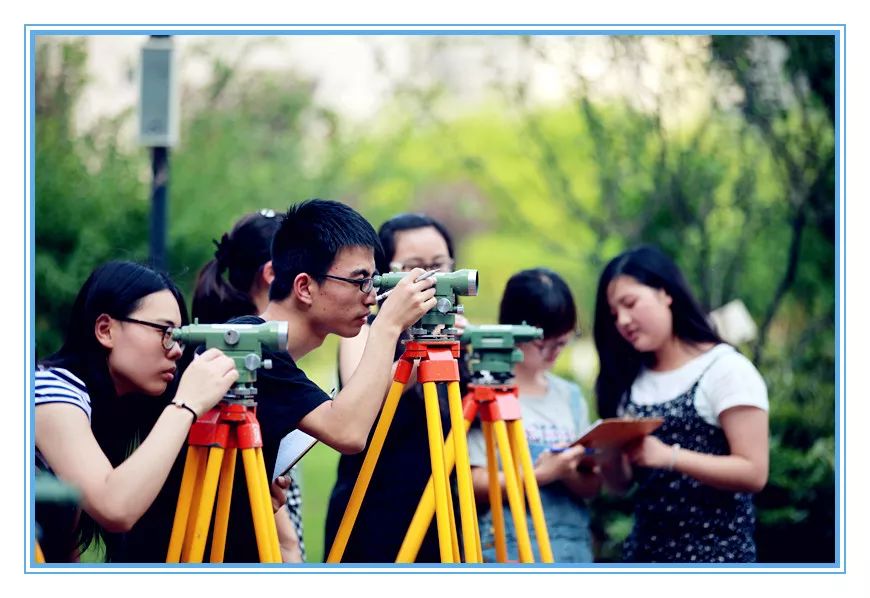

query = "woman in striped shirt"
[35,261,238,562]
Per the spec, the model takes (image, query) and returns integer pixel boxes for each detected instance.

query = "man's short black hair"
[270,199,382,301]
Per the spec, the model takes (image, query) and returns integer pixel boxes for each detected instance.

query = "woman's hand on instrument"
[174,348,238,416]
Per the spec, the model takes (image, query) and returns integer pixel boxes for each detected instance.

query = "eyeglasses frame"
[321,273,377,294]
[115,316,183,352]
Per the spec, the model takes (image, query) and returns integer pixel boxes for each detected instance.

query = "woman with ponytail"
[191,209,305,562]
[192,209,280,324]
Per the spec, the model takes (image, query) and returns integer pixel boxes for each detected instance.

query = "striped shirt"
[35,366,92,473]
[35,366,92,420]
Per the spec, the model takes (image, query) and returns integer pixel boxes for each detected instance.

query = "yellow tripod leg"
[327,378,406,563]
[508,428,526,512]
[256,447,282,562]
[483,421,508,563]
[423,381,454,562]
[396,417,473,562]
[35,541,45,564]
[472,501,483,562]
[493,420,535,563]
[208,447,237,563]
[445,482,461,562]
[167,446,203,562]
[181,446,210,561]
[184,446,224,563]
[509,420,554,563]
[447,381,481,563]
[241,448,275,563]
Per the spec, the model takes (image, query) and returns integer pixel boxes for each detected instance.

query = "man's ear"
[94,314,115,349]
[262,260,275,286]
[293,273,316,307]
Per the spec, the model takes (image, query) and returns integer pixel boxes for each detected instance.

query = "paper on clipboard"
[571,417,664,449]
[272,429,318,481]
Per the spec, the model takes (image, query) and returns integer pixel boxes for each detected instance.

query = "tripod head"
[172,320,288,398]
[373,269,479,339]
[461,324,543,384]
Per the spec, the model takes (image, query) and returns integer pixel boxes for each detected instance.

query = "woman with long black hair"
[593,245,769,563]
[35,261,237,562]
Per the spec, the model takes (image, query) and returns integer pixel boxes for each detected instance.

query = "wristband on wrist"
[170,400,198,422]
[667,443,681,471]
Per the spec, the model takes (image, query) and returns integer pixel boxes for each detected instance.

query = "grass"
[299,442,340,562]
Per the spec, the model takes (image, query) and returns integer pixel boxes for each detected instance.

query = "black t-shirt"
[218,316,330,562]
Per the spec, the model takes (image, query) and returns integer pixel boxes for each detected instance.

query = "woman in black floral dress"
[592,245,769,563]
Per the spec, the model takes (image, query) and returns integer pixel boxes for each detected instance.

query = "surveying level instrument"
[396,324,555,564]
[166,320,287,563]
[328,270,482,563]
[373,269,478,336]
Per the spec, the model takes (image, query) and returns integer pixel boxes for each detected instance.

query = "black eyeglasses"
[116,317,183,352]
[322,274,376,294]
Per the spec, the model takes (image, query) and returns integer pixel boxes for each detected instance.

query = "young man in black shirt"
[223,199,436,562]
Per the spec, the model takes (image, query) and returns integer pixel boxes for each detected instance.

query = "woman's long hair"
[192,210,280,323]
[40,260,189,560]
[593,245,722,418]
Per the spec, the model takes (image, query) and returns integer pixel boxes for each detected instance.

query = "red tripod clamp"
[466,383,522,423]
[187,401,263,450]
[400,340,462,384]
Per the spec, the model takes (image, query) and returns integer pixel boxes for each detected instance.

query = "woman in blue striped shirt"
[35,261,238,562]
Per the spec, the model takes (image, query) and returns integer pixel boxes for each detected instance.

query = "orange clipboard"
[571,417,664,449]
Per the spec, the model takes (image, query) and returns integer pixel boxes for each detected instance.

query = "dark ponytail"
[192,211,280,323]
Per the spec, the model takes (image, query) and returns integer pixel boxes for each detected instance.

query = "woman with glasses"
[466,268,600,562]
[34,261,238,562]
[324,213,466,562]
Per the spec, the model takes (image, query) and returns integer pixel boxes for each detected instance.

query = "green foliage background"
[35,35,836,564]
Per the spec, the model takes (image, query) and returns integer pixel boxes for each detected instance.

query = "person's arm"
[298,268,436,454]
[472,445,596,503]
[596,449,634,495]
[339,323,426,392]
[471,465,498,503]
[338,324,370,388]
[270,475,302,563]
[624,405,769,493]
[559,463,602,499]
[34,350,237,532]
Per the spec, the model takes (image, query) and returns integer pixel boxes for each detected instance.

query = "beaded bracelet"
[667,443,681,471]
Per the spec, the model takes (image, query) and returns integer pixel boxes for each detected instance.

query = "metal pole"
[150,145,169,271]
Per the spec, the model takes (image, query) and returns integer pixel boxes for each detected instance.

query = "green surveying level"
[391,321,555,564]
[171,320,288,397]
[166,319,288,563]
[373,269,479,335]
[461,324,543,379]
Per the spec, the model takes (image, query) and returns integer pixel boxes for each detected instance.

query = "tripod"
[397,379,554,564]
[327,338,483,563]
[166,398,281,563]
